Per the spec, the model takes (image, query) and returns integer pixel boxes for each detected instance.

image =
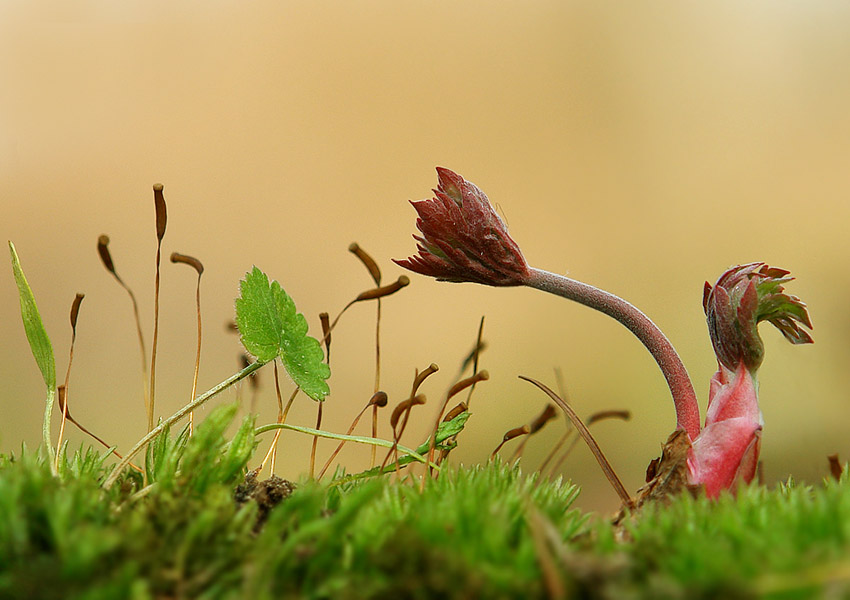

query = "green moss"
[602,478,850,598]
[1,409,849,599]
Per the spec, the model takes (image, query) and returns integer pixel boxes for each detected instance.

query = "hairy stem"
[524,267,700,439]
[102,360,265,489]
[254,422,440,471]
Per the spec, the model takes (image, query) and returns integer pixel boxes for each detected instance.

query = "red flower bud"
[690,263,813,497]
[394,168,531,286]
[703,263,813,373]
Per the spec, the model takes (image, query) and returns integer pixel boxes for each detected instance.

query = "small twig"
[383,394,426,474]
[464,317,486,408]
[828,453,844,481]
[491,426,530,460]
[381,364,439,470]
[508,404,558,463]
[348,242,381,286]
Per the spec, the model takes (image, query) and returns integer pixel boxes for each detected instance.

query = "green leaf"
[329,410,472,485]
[8,242,55,390]
[416,410,472,451]
[9,241,57,470]
[235,266,330,401]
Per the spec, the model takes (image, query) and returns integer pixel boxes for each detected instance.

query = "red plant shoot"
[691,263,813,497]
[397,168,814,498]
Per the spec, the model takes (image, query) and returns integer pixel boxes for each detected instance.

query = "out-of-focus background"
[1,1,848,513]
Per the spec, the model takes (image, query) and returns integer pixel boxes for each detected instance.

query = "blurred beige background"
[2,1,849,513]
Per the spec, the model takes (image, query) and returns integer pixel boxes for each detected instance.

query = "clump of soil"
[235,469,295,529]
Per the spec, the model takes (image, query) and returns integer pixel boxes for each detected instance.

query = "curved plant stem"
[260,361,290,475]
[254,422,440,471]
[524,267,700,439]
[317,402,371,480]
[371,298,381,468]
[102,360,265,489]
[189,271,202,435]
[149,239,162,433]
[521,375,635,509]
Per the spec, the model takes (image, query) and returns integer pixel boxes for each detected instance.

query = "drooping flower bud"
[394,167,531,286]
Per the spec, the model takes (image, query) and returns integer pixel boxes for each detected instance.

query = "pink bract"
[688,362,762,497]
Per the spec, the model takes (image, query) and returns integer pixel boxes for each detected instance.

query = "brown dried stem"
[348,243,385,467]
[97,234,149,426]
[310,402,324,478]
[520,375,634,510]
[543,410,631,480]
[148,183,167,432]
[260,362,298,475]
[508,403,557,463]
[348,242,381,286]
[491,426,531,460]
[318,391,388,480]
[382,393,427,472]
[170,252,204,435]
[55,293,84,470]
[828,453,844,481]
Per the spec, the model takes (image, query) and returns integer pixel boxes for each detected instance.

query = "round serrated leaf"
[235,267,330,400]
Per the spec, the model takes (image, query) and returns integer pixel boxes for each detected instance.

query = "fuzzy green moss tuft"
[2,412,850,598]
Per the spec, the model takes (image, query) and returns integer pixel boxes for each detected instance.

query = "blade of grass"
[519,375,634,509]
[544,410,631,480]
[9,241,57,472]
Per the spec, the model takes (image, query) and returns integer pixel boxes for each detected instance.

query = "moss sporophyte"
[396,167,814,499]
